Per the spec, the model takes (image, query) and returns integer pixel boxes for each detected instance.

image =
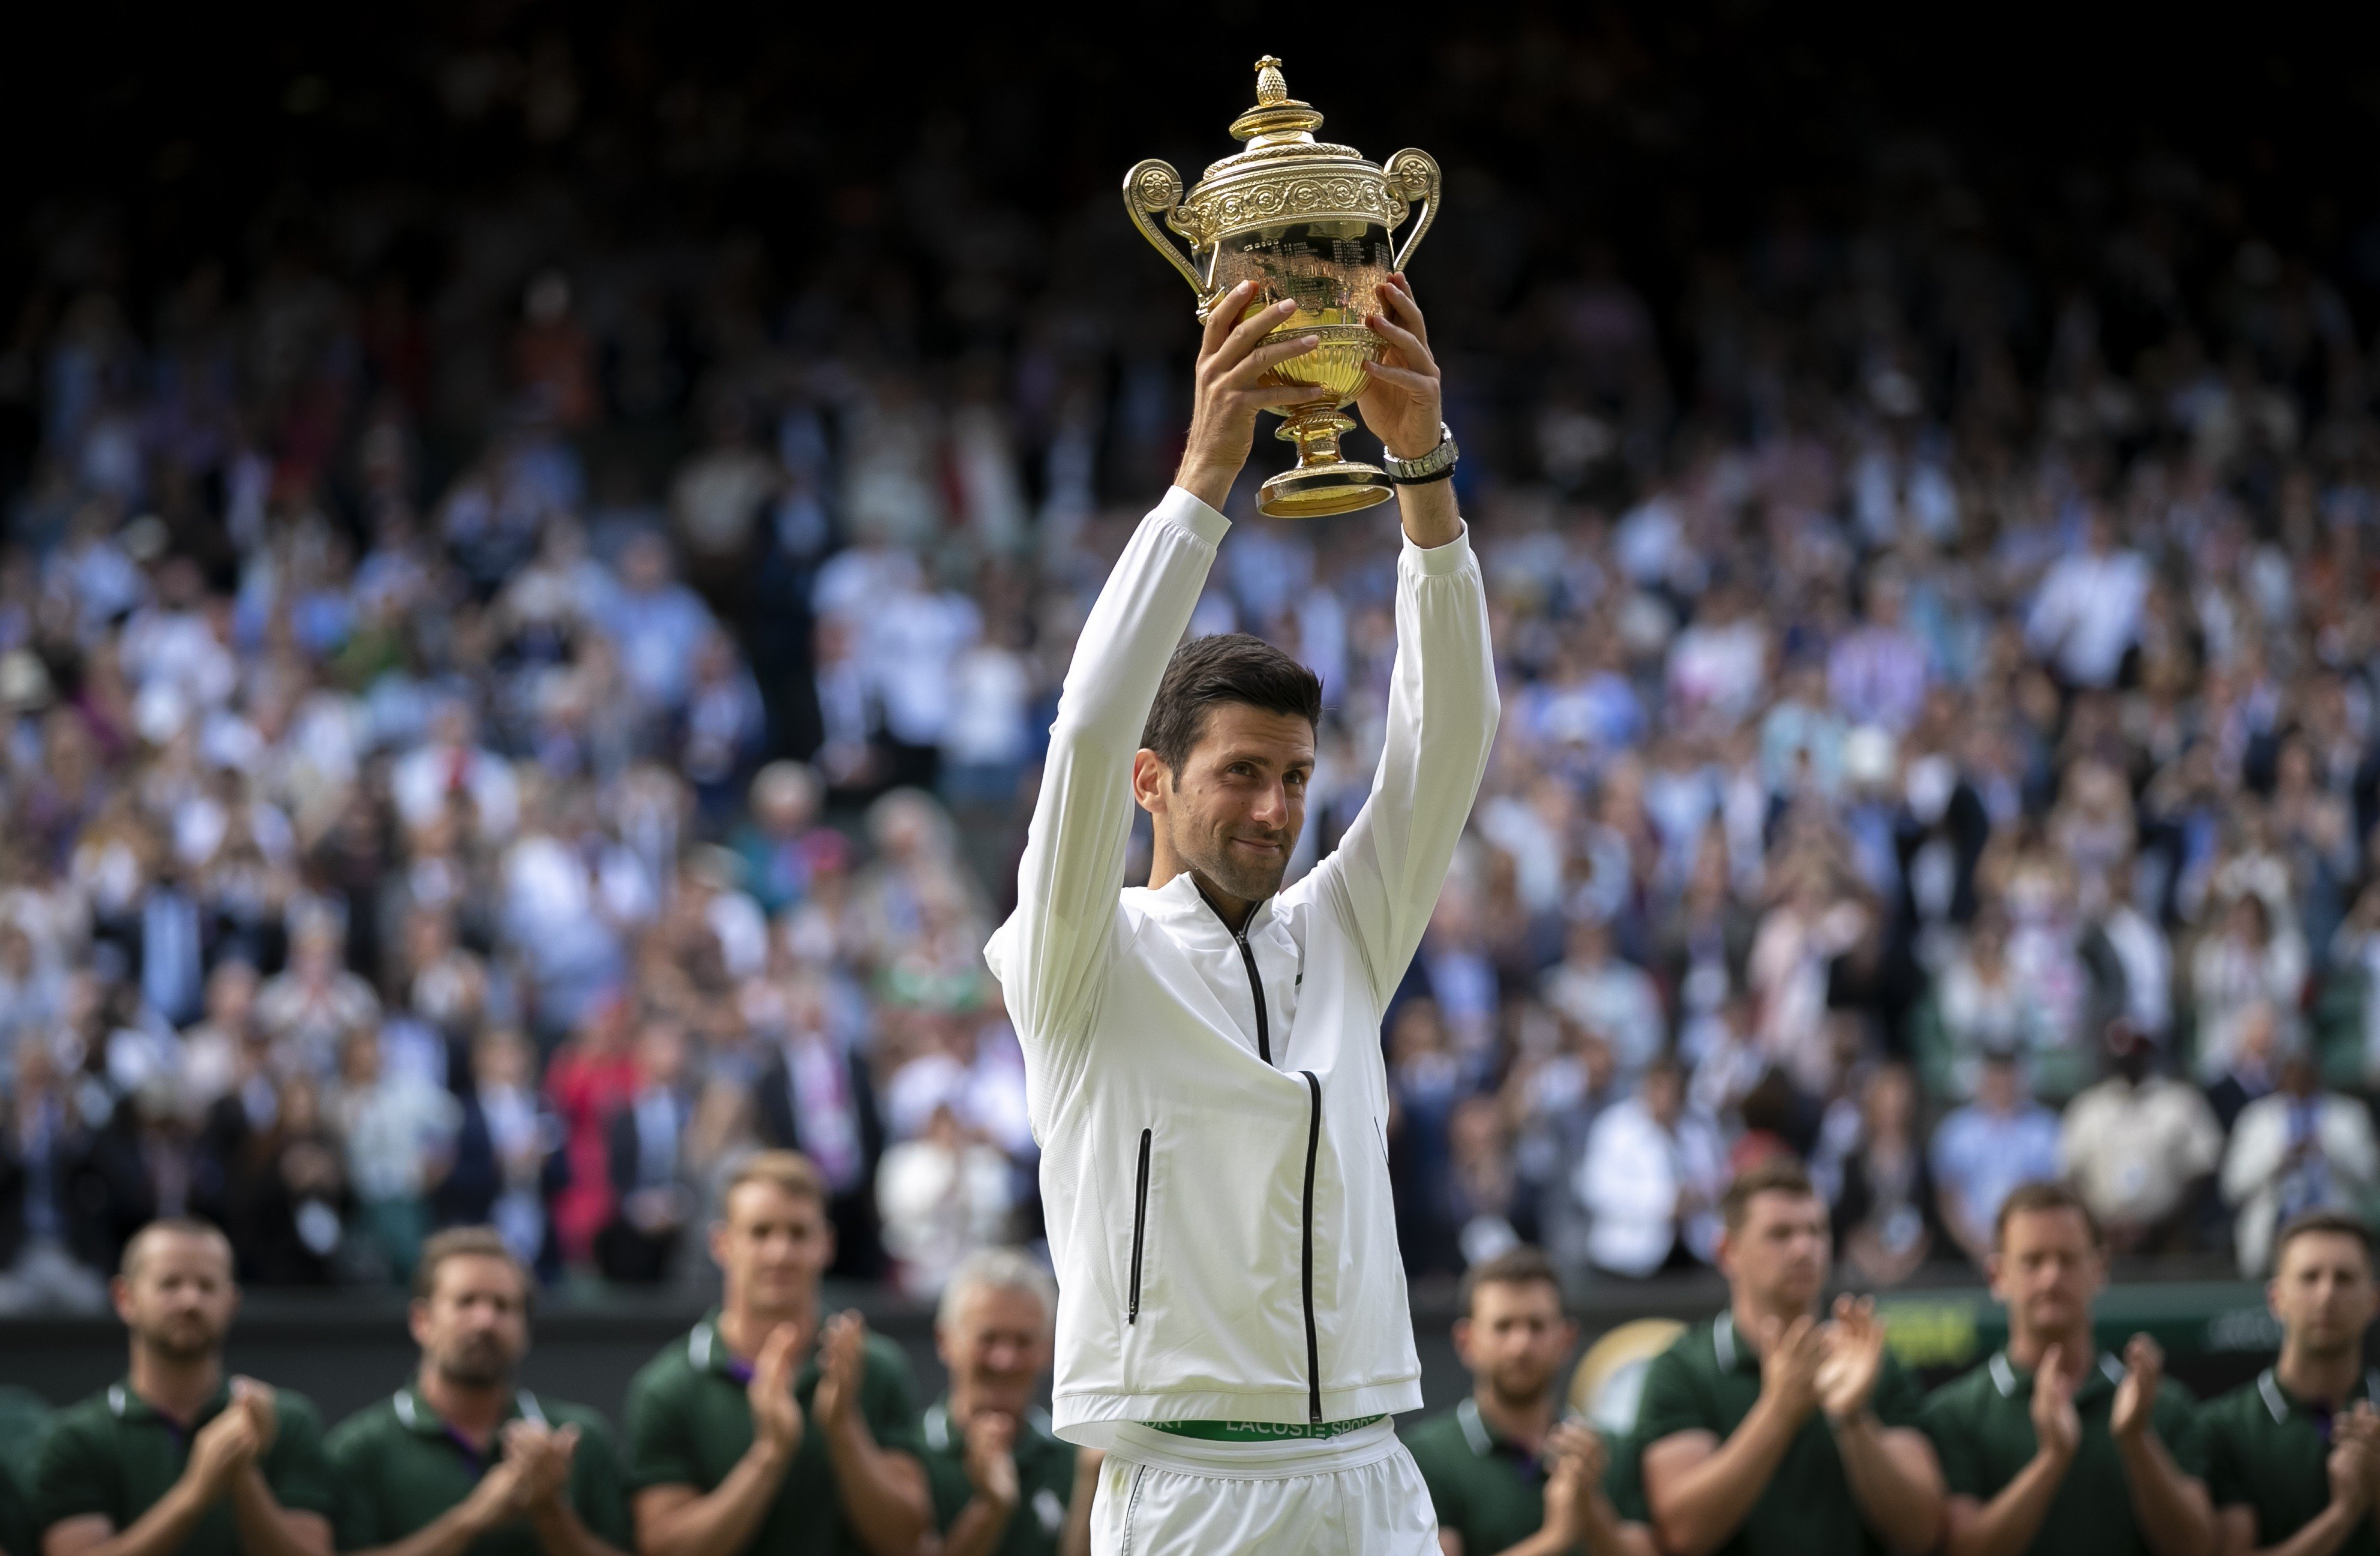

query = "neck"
[128,1342,222,1425]
[1472,1381,1559,1455]
[2277,1340,2364,1407]
[2007,1321,2095,1375]
[720,1291,816,1360]
[418,1362,511,1445]
[1731,1287,1814,1345]
[1159,857,1256,934]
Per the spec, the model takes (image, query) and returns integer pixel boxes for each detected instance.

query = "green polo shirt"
[622,1312,926,1556]
[1406,1398,1648,1555]
[1920,1349,2207,1556]
[326,1384,631,1555]
[917,1399,1078,1556]
[1631,1312,1926,1556]
[2199,1366,2380,1556]
[1,1462,32,1556]
[32,1378,340,1556]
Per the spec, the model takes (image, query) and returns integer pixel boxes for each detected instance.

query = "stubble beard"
[436,1336,517,1390]
[1172,812,1294,908]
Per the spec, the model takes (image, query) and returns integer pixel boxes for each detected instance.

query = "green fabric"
[622,1312,926,1556]
[32,1378,339,1556]
[325,1383,631,1555]
[1919,1349,2207,1556]
[1406,1398,1647,1556]
[1631,1312,1926,1556]
[917,1401,1079,1556]
[0,1385,53,1556]
[2198,1368,2380,1556]
[1139,1415,1384,1441]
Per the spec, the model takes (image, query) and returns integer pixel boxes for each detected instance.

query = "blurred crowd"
[6,19,2380,1309]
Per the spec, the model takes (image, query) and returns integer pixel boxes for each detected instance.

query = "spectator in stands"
[2221,1049,2380,1276]
[754,974,887,1281]
[596,1020,698,1284]
[333,1027,460,1284]
[328,1227,631,1556]
[0,1039,110,1312]
[1931,1052,2062,1269]
[2190,892,2308,1086]
[2060,1021,2223,1257]
[622,1151,932,1556]
[436,1028,564,1279]
[1543,917,1665,1079]
[1577,1056,1728,1279]
[1406,1245,1653,1556]
[32,1221,339,1556]
[916,1249,1099,1556]
[1825,1062,1944,1287]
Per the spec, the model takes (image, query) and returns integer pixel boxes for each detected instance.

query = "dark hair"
[1993,1180,2102,1249]
[1458,1245,1564,1316]
[1139,633,1322,774]
[413,1225,532,1306]
[2274,1210,2374,1269]
[121,1217,234,1280]
[1720,1158,1819,1231]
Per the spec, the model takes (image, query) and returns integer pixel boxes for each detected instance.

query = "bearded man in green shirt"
[1921,1180,2214,1556]
[33,1219,337,1556]
[2199,1210,2380,1556]
[326,1227,631,1556]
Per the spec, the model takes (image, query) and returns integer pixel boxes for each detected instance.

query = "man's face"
[1135,703,1314,904]
[115,1230,238,1363]
[1454,1279,1576,1410]
[2270,1232,2378,1357]
[412,1253,530,1389]
[938,1284,1052,1422]
[711,1183,834,1313]
[1718,1191,1830,1313]
[1989,1207,2105,1344]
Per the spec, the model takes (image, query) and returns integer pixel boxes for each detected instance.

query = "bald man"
[34,1219,338,1556]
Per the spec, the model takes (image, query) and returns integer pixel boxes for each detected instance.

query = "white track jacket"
[983,485,1497,1446]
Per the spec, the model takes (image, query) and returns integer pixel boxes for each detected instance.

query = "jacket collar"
[1144,871,1274,944]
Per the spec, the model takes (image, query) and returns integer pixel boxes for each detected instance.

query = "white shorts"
[1091,1418,1439,1555]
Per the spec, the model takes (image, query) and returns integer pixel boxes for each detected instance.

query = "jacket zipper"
[1299,1070,1322,1423]
[1129,1128,1151,1324]
[1235,928,1272,1065]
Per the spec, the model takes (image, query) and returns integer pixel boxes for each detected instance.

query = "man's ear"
[1131,749,1172,816]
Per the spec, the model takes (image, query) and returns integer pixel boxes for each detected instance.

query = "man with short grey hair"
[921,1250,1096,1556]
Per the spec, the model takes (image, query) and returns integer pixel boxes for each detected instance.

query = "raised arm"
[1298,277,1498,1005]
[987,284,1318,1046]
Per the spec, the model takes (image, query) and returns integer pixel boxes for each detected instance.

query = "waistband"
[1105,1416,1402,1479]
[1142,1415,1386,1443]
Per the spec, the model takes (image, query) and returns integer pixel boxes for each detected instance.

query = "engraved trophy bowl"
[1125,56,1442,518]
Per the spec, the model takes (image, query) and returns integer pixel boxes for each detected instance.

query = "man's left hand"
[2111,1333,2163,1443]
[1816,1296,1887,1423]
[1355,275,1443,461]
[813,1311,866,1433]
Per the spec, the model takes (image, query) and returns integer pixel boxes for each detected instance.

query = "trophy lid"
[1226,56,1327,148]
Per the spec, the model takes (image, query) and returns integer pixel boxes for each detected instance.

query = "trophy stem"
[1258,405,1395,518]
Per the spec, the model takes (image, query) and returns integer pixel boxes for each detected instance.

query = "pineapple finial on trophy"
[1255,55,1287,105]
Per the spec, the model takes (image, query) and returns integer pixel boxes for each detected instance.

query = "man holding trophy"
[980,63,1494,1554]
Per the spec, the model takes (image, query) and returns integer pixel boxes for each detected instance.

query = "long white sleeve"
[1301,523,1499,1008]
[986,486,1229,1050]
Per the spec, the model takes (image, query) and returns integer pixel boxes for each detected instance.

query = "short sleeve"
[1601,1429,1649,1523]
[623,1368,704,1492]
[565,1414,635,1548]
[2156,1383,2207,1480]
[1872,1353,1926,1432]
[2195,1405,2245,1509]
[1919,1387,1983,1500]
[1403,1429,1467,1536]
[1631,1345,1715,1449]
[262,1394,343,1522]
[861,1339,925,1461]
[322,1417,383,1551]
[33,1416,116,1532]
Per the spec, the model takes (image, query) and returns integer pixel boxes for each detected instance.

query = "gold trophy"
[1125,57,1441,518]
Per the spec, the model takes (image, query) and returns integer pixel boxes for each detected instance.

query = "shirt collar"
[925,1398,1056,1455]
[1988,1349,2126,1399]
[2258,1368,2380,1424]
[1713,1312,1766,1374]
[688,1310,742,1379]
[109,1377,232,1431]
[392,1384,548,1438]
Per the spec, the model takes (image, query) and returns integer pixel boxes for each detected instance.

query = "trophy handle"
[1385,149,1442,273]
[1123,160,1212,301]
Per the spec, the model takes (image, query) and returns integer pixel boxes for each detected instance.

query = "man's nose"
[1252,781,1289,825]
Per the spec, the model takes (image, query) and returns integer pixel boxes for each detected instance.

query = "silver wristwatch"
[1383,422,1459,483]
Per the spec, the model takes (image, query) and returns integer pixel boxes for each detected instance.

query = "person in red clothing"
[543,992,641,1266]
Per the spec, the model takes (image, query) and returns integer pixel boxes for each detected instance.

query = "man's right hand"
[1756,1314,1827,1425]
[748,1321,808,1461]
[2030,1345,2082,1464]
[963,1411,1022,1511]
[186,1402,263,1497]
[1175,281,1328,510]
[457,1454,534,1532]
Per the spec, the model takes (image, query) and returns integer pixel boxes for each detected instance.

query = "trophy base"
[1257,461,1396,518]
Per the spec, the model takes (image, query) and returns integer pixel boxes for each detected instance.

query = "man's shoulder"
[1398,1408,1471,1462]
[266,1387,328,1437]
[1920,1360,2001,1419]
[36,1390,117,1450]
[324,1393,405,1456]
[626,1329,706,1403]
[859,1330,915,1383]
[2193,1378,2264,1440]
[529,1393,617,1440]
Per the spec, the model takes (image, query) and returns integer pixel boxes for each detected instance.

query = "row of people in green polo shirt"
[1408,1165,2380,1556]
[13,1152,1097,1556]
